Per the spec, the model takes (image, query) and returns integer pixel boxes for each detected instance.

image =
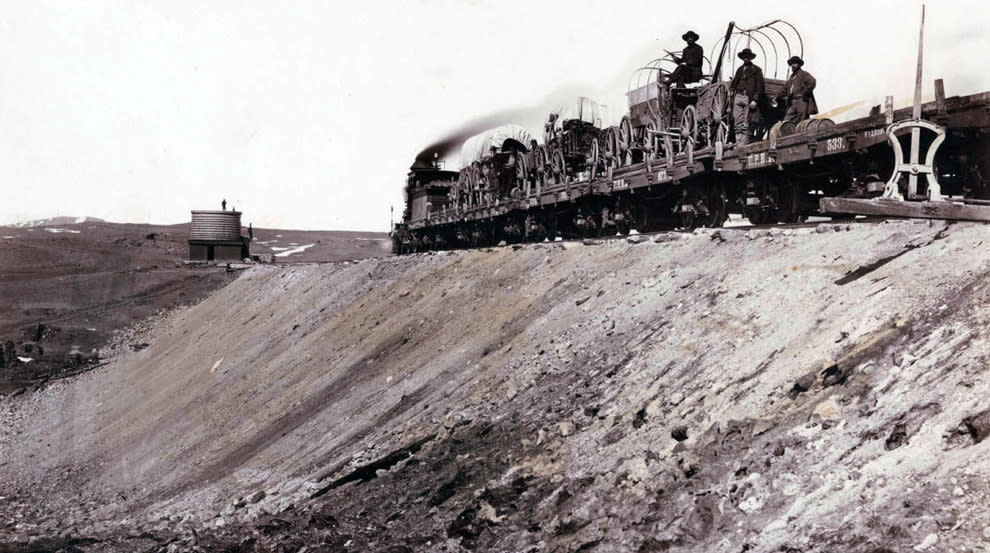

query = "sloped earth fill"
[3,219,990,552]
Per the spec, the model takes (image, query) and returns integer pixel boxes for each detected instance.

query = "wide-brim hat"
[787,55,804,66]
[738,48,757,60]
[682,30,699,41]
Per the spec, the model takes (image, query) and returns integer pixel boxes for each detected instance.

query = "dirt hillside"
[3,219,990,552]
[0,220,389,393]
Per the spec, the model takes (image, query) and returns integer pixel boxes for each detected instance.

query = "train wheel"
[679,209,698,231]
[704,185,729,228]
[777,182,803,223]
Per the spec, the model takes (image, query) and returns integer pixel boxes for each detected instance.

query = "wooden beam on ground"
[820,197,990,222]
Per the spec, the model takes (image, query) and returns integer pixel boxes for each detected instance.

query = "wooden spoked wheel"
[536,146,550,189]
[708,83,730,147]
[715,121,729,148]
[655,76,672,130]
[644,120,658,159]
[515,150,528,193]
[551,148,567,184]
[709,82,729,123]
[588,138,600,179]
[603,127,619,169]
[619,116,633,166]
[681,105,697,141]
[680,105,697,154]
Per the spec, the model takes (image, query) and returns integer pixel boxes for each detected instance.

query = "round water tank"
[189,210,242,241]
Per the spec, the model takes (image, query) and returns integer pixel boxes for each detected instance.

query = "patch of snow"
[10,218,50,228]
[17,357,33,363]
[75,216,86,223]
[355,238,388,241]
[270,246,292,251]
[45,228,81,234]
[289,242,298,246]
[275,234,283,238]
[274,243,316,257]
[2,236,15,239]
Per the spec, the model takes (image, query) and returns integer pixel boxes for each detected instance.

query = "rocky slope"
[3,219,990,552]
[0,220,389,393]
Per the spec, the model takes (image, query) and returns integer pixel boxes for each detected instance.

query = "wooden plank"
[820,197,990,222]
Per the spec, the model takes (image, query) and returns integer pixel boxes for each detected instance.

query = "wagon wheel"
[515,150,529,194]
[662,134,675,161]
[618,116,633,166]
[680,104,698,151]
[551,148,567,184]
[709,82,730,147]
[534,145,550,191]
[466,165,477,192]
[709,82,729,122]
[588,138,600,179]
[655,76,672,131]
[644,120,658,158]
[602,127,618,169]
[715,121,729,149]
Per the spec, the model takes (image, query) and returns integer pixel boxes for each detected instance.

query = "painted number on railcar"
[825,137,845,152]
[656,170,672,182]
[746,152,772,168]
[612,178,628,190]
[528,197,538,207]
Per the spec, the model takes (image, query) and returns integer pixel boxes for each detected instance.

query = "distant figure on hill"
[248,223,253,241]
[222,199,227,210]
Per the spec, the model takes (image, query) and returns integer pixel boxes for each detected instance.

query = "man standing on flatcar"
[664,30,704,87]
[779,56,818,125]
[729,48,765,145]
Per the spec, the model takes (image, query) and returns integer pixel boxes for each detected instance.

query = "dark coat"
[781,68,818,115]
[673,43,703,67]
[730,62,765,102]
[668,43,704,83]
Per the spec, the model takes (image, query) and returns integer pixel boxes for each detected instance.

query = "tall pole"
[712,21,736,82]
[909,4,925,197]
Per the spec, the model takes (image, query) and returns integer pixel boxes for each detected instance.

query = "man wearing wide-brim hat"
[664,30,704,87]
[729,48,766,145]
[778,55,818,125]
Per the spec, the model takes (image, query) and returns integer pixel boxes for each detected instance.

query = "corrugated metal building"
[188,210,249,261]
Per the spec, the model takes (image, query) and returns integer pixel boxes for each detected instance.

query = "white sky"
[0,0,987,231]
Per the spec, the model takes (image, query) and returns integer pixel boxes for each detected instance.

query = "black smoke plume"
[411,85,594,170]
